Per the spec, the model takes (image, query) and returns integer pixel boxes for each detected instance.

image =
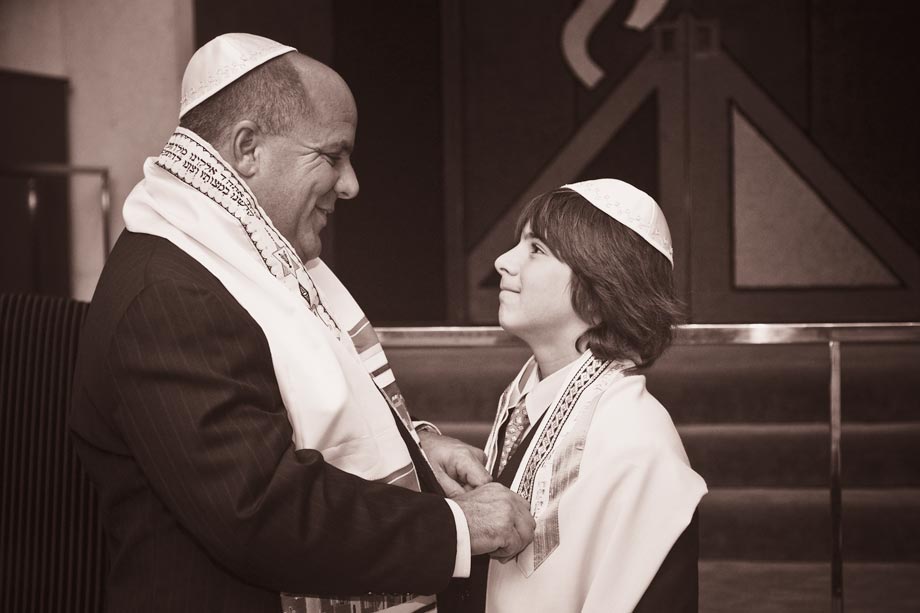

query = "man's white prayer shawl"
[122,128,422,492]
[483,351,708,613]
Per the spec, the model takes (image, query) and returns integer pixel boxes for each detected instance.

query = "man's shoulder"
[112,231,222,287]
[86,231,238,330]
[98,231,227,300]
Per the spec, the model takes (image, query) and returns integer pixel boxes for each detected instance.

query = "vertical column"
[100,172,111,257]
[828,339,844,612]
[652,16,691,312]
[27,177,40,291]
[441,0,466,322]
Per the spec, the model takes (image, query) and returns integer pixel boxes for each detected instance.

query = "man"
[69,33,534,613]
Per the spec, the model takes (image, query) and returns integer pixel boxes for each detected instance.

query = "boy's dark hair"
[517,188,683,369]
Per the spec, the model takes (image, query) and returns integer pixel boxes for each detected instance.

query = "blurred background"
[1,0,917,323]
[1,1,918,612]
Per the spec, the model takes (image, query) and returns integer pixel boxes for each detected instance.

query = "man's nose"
[335,161,359,200]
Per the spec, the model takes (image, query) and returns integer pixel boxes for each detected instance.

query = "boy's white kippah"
[561,179,674,266]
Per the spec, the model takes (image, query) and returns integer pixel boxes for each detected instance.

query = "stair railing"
[376,322,920,613]
[0,163,112,257]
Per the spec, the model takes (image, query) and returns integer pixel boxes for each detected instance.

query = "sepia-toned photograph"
[1,1,918,612]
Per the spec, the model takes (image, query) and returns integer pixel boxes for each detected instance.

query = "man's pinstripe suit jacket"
[69,231,455,613]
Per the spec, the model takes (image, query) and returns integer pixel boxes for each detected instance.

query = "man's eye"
[529,243,545,255]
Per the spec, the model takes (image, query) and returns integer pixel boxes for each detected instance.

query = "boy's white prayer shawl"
[123,128,421,492]
[484,351,708,612]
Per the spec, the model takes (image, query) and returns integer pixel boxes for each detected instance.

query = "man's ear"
[226,120,261,178]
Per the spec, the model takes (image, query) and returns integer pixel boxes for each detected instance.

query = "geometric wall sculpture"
[732,106,899,288]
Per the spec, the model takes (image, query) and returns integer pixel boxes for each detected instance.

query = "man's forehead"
[307,81,357,118]
[301,98,358,151]
[293,120,355,154]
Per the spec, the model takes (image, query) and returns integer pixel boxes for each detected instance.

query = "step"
[649,345,831,423]
[437,421,920,488]
[650,344,920,423]
[388,344,920,424]
[700,488,920,561]
[699,561,920,613]
[390,346,529,422]
[681,422,920,487]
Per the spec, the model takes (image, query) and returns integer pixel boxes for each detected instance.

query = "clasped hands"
[418,431,535,562]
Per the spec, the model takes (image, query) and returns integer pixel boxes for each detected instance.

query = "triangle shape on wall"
[732,105,898,288]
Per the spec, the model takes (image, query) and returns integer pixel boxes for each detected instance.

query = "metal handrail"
[376,322,920,346]
[377,322,920,613]
[0,163,112,255]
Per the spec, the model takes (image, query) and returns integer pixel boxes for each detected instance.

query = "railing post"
[829,339,844,612]
[27,177,40,291]
[100,171,112,257]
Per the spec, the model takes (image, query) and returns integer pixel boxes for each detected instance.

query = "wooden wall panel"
[331,2,445,323]
[0,70,70,296]
[811,0,920,254]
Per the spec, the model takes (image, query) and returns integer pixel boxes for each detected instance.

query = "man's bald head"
[179,52,324,147]
[287,53,354,115]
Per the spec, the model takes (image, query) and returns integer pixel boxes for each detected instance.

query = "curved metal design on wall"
[561,0,670,88]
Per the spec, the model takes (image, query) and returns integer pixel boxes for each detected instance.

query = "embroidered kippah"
[179,33,297,118]
[562,179,674,266]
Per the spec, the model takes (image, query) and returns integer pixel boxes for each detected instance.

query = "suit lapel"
[387,406,445,496]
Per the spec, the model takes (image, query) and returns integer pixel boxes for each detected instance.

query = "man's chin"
[298,239,322,262]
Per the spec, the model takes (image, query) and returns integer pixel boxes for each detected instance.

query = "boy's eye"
[529,242,545,255]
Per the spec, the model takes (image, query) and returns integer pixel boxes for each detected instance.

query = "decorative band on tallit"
[280,592,436,613]
[156,129,342,338]
[516,355,607,504]
[157,129,425,493]
[529,393,597,571]
[378,462,420,490]
[349,317,414,435]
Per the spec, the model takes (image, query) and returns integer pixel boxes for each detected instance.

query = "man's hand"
[453,483,536,559]
[418,431,491,497]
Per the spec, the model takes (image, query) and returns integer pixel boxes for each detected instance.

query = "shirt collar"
[522,357,582,425]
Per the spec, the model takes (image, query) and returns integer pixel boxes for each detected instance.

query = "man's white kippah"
[179,33,297,118]
[562,179,674,266]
